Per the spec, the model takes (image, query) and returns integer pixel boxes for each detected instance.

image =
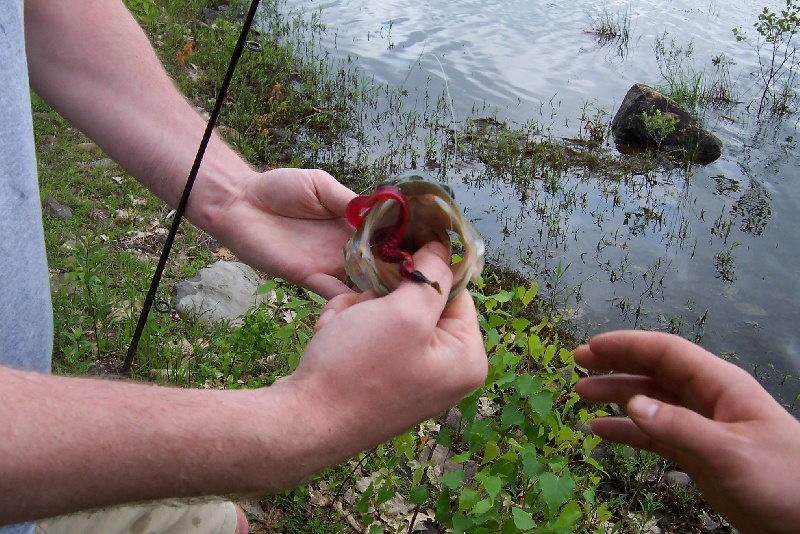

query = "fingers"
[575,330,751,412]
[576,374,679,406]
[304,273,355,301]
[578,330,735,381]
[588,394,730,467]
[314,289,376,332]
[308,169,358,217]
[385,241,455,328]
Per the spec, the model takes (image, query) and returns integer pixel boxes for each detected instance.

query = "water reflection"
[282,0,800,404]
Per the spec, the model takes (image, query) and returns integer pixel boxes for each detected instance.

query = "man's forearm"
[0,367,316,525]
[24,0,249,230]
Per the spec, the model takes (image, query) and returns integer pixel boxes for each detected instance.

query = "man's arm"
[0,243,488,525]
[24,0,247,222]
[24,0,357,298]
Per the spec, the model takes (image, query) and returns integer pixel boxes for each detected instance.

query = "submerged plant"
[587,5,633,57]
[654,32,738,110]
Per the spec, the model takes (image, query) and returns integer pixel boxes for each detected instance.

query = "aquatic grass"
[654,32,738,111]
[586,5,633,57]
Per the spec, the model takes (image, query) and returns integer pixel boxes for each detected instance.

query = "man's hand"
[267,241,488,486]
[206,167,357,299]
[575,331,800,534]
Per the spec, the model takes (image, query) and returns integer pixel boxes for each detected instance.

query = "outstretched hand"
[269,241,487,485]
[208,167,357,299]
[575,330,800,534]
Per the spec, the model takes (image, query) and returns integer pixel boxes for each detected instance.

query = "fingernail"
[316,308,336,330]
[628,395,660,420]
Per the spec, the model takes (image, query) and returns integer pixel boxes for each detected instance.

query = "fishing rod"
[123,0,262,373]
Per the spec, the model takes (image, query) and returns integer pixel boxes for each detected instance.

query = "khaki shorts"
[35,499,239,534]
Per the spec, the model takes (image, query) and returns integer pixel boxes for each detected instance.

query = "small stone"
[88,207,108,221]
[663,470,692,488]
[90,158,115,168]
[114,209,133,223]
[76,142,101,153]
[43,197,74,220]
[38,135,57,152]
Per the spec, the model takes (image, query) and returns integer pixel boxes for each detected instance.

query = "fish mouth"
[344,178,485,300]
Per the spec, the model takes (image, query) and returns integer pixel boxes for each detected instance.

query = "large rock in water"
[611,84,723,164]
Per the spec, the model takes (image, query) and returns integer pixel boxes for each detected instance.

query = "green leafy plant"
[329,276,611,533]
[734,0,800,116]
[641,108,679,150]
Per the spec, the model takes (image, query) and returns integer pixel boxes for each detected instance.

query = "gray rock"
[174,261,270,326]
[611,83,723,164]
[663,470,692,488]
[43,197,74,220]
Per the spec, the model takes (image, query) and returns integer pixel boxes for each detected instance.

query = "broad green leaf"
[475,471,503,500]
[521,284,538,307]
[450,450,472,463]
[275,323,296,339]
[481,440,501,465]
[376,484,394,504]
[437,425,453,448]
[355,482,374,513]
[511,317,530,333]
[500,405,525,430]
[486,328,501,348]
[547,500,582,529]
[522,453,545,478]
[452,513,473,534]
[537,472,575,514]
[512,507,537,530]
[471,497,494,515]
[528,391,554,419]
[514,373,542,397]
[440,469,465,489]
[409,484,429,504]
[492,290,514,303]
[458,486,481,512]
[254,280,278,296]
[488,314,507,328]
[287,350,300,372]
[528,337,544,360]
[543,344,557,365]
[435,487,453,525]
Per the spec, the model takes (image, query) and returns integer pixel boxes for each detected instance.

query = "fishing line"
[123,0,262,374]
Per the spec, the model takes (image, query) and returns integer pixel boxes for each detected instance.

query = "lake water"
[282,0,800,403]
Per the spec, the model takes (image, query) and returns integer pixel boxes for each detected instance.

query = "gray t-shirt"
[2,2,55,532]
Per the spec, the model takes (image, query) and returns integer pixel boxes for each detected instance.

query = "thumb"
[626,395,726,461]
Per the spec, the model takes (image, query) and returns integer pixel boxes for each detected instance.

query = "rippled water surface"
[282,0,800,401]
